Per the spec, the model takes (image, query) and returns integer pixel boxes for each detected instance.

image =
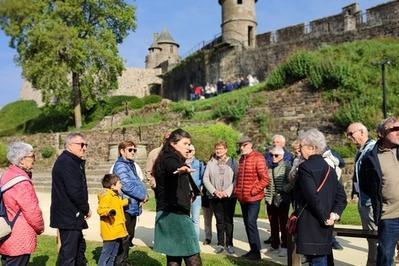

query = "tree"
[0,0,136,128]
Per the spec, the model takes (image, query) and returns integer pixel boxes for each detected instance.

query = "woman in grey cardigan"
[203,140,238,255]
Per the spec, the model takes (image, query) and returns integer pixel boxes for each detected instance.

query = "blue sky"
[0,0,386,107]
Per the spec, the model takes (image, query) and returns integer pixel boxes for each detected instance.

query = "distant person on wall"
[234,136,269,261]
[203,140,238,255]
[153,129,202,265]
[113,140,147,265]
[50,132,91,266]
[185,145,205,241]
[97,174,129,266]
[0,142,44,266]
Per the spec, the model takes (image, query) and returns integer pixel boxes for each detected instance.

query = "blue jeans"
[240,200,261,252]
[307,255,327,266]
[191,196,201,240]
[377,218,399,266]
[98,240,120,266]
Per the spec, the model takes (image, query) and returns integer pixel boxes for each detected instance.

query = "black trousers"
[1,254,30,266]
[58,229,86,266]
[210,197,237,246]
[115,212,137,265]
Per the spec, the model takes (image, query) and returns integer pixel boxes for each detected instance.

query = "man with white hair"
[50,132,91,266]
[265,134,293,169]
[346,122,377,265]
[360,117,399,266]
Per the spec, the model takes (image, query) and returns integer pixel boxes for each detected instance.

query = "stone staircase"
[32,159,148,194]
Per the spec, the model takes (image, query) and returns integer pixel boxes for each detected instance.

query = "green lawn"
[30,235,280,265]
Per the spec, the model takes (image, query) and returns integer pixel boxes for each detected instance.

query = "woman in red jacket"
[0,142,44,265]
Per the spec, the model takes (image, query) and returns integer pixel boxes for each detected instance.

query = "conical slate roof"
[156,28,179,46]
[149,33,160,49]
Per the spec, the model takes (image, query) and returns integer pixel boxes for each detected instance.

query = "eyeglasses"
[72,142,88,148]
[24,154,36,160]
[346,129,361,138]
[386,126,399,134]
[127,148,137,153]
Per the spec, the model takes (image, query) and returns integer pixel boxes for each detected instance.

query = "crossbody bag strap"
[297,166,331,218]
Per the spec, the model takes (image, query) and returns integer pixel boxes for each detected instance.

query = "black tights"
[166,254,202,266]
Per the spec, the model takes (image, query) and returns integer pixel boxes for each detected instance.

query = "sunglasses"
[386,126,399,133]
[346,129,360,138]
[73,142,88,148]
[127,148,137,153]
[239,143,249,148]
[271,154,281,158]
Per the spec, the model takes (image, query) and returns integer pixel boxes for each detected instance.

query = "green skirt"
[153,211,200,257]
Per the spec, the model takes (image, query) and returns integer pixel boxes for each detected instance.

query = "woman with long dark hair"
[152,128,202,266]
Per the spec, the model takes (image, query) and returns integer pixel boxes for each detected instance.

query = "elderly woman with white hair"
[293,128,347,266]
[264,146,292,257]
[0,142,44,265]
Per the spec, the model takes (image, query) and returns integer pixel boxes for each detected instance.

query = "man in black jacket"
[360,117,399,266]
[50,132,91,266]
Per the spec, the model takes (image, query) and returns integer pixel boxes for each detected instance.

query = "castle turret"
[145,33,162,69]
[145,28,180,70]
[219,0,257,48]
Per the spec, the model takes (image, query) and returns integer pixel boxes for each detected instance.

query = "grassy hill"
[1,38,399,150]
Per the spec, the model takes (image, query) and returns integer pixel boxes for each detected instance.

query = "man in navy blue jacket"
[50,132,91,266]
[360,117,399,266]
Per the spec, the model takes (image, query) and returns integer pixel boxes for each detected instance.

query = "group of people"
[188,75,259,101]
[0,116,399,265]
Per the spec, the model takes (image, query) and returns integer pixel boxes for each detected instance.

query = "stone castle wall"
[162,0,399,101]
[20,68,162,106]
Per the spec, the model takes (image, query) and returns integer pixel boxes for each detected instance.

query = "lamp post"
[373,60,391,119]
[381,60,391,119]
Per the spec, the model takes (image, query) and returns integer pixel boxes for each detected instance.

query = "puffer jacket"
[113,157,147,216]
[97,188,129,241]
[0,165,44,256]
[234,150,269,202]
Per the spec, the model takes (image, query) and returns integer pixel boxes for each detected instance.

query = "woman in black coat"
[294,128,347,266]
[152,128,202,266]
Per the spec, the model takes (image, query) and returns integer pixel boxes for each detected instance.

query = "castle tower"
[219,0,257,48]
[145,33,162,69]
[156,28,180,66]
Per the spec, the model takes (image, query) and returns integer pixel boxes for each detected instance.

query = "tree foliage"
[0,0,136,128]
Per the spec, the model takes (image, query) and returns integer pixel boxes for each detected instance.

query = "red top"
[234,150,269,202]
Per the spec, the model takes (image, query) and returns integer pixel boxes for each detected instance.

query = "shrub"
[0,142,7,167]
[129,98,145,109]
[40,146,55,159]
[143,95,162,105]
[212,96,249,122]
[0,100,41,136]
[331,144,357,159]
[184,124,241,162]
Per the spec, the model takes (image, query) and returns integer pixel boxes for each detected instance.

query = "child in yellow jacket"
[97,174,129,266]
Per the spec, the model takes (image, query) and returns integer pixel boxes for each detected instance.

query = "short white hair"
[272,134,286,145]
[299,128,326,154]
[270,147,284,155]
[7,142,33,165]
[64,132,85,148]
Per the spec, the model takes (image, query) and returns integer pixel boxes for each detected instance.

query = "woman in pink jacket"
[0,142,44,265]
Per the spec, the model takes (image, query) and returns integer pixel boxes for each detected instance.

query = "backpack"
[0,175,30,241]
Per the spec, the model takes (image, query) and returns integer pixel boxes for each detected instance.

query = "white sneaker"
[264,247,279,253]
[278,248,287,257]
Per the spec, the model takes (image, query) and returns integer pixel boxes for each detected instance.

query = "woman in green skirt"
[152,128,202,265]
